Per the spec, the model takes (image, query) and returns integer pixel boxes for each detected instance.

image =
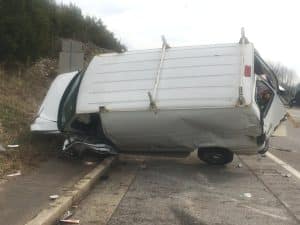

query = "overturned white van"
[31,33,287,165]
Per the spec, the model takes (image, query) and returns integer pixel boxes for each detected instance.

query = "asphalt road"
[270,119,300,171]
[1,114,300,225]
[70,115,300,225]
[72,151,300,225]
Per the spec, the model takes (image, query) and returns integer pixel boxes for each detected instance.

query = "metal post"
[149,36,170,112]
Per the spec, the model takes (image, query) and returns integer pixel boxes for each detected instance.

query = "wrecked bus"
[31,33,287,165]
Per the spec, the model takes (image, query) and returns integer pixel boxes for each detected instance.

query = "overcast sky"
[60,0,299,75]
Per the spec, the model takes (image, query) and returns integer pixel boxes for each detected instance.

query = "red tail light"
[244,65,251,77]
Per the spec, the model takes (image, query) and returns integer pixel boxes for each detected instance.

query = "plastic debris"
[7,171,21,177]
[282,173,291,178]
[59,219,80,224]
[84,161,95,166]
[7,144,19,148]
[49,194,59,200]
[242,193,252,198]
[61,210,73,220]
[236,163,243,168]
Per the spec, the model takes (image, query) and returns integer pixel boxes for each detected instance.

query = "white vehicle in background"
[31,31,287,165]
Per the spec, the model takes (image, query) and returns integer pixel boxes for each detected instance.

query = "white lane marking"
[266,152,300,180]
[241,205,289,221]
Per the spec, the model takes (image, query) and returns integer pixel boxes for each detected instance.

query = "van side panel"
[76,44,243,113]
[100,106,261,154]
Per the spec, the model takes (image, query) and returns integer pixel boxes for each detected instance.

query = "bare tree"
[268,61,299,103]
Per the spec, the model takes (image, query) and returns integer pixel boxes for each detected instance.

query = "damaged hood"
[31,71,78,133]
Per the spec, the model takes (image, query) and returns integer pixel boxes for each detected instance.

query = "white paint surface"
[76,43,245,113]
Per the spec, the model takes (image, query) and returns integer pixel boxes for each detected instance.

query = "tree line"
[0,0,126,64]
[268,61,299,104]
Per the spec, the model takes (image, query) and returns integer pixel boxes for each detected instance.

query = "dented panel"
[100,105,262,154]
[31,71,78,132]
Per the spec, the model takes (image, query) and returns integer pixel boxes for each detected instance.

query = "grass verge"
[0,59,63,177]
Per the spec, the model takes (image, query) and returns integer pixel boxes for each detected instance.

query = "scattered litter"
[242,193,252,198]
[61,210,73,220]
[7,171,21,177]
[59,219,80,224]
[84,161,95,166]
[7,144,19,148]
[281,173,291,178]
[235,163,243,168]
[49,194,59,200]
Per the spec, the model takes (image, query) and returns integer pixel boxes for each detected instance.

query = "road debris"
[7,144,20,148]
[49,194,59,200]
[242,193,252,198]
[61,210,73,220]
[281,173,292,178]
[84,161,95,166]
[235,163,243,168]
[7,171,21,177]
[59,219,80,224]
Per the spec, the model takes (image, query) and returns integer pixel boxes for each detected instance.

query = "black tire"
[258,139,269,154]
[197,148,234,165]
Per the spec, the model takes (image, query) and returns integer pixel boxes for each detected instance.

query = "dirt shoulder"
[0,44,112,177]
